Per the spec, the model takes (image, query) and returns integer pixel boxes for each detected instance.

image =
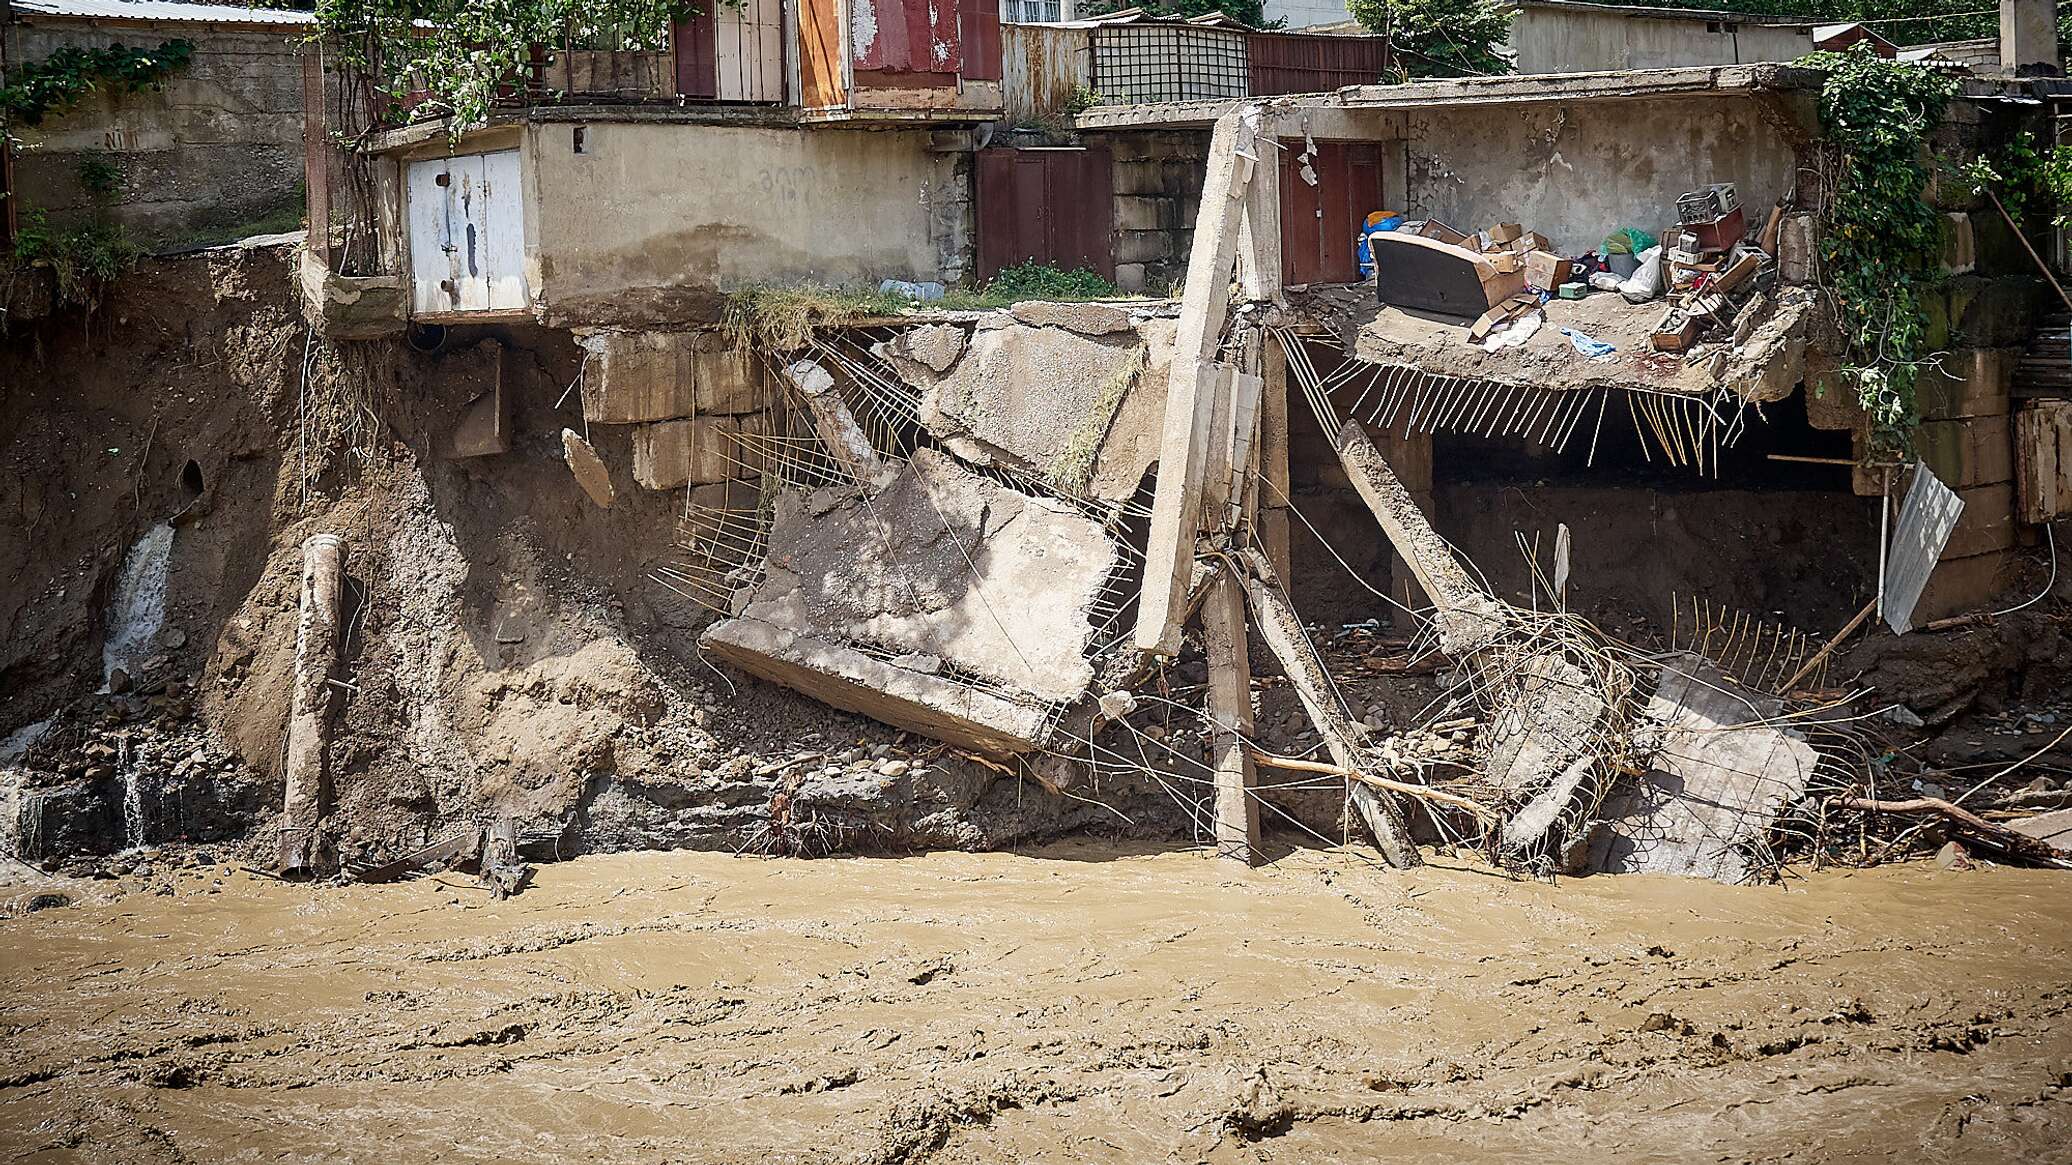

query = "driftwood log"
[1831,796,2072,867]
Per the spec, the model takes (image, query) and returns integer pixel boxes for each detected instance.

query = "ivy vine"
[1796,47,1959,457]
[0,40,195,128]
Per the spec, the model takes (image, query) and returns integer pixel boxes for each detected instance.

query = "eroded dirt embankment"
[1,846,2067,1163]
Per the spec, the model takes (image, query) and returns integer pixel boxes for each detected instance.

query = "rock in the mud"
[1936,840,1974,870]
[561,429,617,509]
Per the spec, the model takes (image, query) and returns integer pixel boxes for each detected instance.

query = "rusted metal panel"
[798,0,848,109]
[1002,24,1089,123]
[674,12,720,98]
[961,0,1003,82]
[854,0,961,80]
[1278,141,1382,286]
[1246,33,1388,97]
[976,146,1114,282]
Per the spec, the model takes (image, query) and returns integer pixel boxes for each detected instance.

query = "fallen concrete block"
[1007,301,1136,335]
[701,449,1119,752]
[561,429,616,508]
[1590,653,1818,883]
[2010,807,2072,853]
[579,330,765,423]
[633,414,767,490]
[917,321,1160,502]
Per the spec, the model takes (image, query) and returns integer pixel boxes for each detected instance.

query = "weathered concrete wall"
[6,18,310,247]
[1402,91,1806,257]
[523,121,963,326]
[1510,6,1814,74]
[1083,128,1208,295]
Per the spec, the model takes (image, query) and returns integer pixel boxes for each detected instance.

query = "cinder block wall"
[6,17,313,248]
[1085,129,1208,295]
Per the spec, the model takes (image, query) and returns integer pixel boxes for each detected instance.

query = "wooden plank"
[1239,547,1420,869]
[2016,399,2072,524]
[798,0,848,109]
[1136,109,1254,657]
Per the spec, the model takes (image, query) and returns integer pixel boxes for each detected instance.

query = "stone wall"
[1084,128,1209,295]
[5,17,312,248]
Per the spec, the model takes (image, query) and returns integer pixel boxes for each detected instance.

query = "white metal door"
[406,149,529,315]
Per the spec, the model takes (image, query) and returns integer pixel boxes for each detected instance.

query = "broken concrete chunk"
[1008,301,1135,336]
[897,323,968,373]
[701,449,1120,751]
[2010,807,2072,853]
[579,331,696,423]
[561,429,616,508]
[1589,653,1817,883]
[633,414,768,490]
[919,323,1150,497]
[578,330,765,423]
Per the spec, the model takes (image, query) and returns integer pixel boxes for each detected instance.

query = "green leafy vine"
[1796,47,1959,456]
[0,40,195,128]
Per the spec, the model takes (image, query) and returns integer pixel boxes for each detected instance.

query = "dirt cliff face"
[0,245,1200,870]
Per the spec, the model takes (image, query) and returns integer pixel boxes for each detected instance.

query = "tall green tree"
[1347,0,1513,78]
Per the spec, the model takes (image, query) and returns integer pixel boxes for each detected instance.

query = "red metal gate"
[976,147,1115,283]
[1279,142,1382,286]
[1246,33,1389,97]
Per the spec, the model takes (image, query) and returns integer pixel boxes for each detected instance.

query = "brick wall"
[1086,128,1208,295]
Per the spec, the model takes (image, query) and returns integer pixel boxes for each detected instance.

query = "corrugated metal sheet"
[11,0,315,25]
[1002,24,1090,123]
[1881,464,1966,635]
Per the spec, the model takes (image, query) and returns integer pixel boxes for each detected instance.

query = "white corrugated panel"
[12,0,316,25]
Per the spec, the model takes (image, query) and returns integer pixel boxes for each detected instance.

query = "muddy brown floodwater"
[3,843,2070,1163]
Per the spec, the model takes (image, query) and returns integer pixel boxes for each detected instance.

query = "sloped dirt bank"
[1,845,2068,1162]
[0,244,1195,871]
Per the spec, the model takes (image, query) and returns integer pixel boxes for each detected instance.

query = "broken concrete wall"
[881,303,1174,504]
[523,121,965,327]
[577,328,773,492]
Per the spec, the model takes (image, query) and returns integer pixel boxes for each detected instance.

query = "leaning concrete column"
[279,533,346,875]
[1202,570,1261,866]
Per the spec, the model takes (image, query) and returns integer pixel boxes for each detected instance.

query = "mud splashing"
[102,523,174,690]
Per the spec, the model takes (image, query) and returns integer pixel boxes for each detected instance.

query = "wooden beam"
[1135,108,1257,657]
[1238,548,1421,869]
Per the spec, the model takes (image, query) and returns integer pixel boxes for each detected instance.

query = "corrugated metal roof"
[10,0,317,26]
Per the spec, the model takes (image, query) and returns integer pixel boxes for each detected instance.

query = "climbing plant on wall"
[1795,46,1959,456]
[0,39,194,129]
[312,0,692,134]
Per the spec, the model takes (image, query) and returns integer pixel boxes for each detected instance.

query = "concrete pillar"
[1203,571,1261,866]
[1258,335,1294,585]
[2002,0,2060,72]
[280,533,346,876]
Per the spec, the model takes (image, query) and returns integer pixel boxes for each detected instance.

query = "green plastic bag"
[1602,228,1656,256]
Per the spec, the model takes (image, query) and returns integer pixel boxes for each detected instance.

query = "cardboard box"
[1414,219,1469,246]
[1651,311,1701,352]
[1487,222,1524,245]
[1510,230,1552,255]
[1488,250,1525,274]
[1524,249,1575,290]
[1689,206,1747,252]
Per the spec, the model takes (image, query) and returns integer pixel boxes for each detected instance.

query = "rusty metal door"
[1279,142,1382,286]
[976,147,1115,283]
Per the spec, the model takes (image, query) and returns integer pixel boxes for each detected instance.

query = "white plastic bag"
[1618,245,1665,304]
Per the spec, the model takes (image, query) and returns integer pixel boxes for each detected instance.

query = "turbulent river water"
[2,843,2068,1162]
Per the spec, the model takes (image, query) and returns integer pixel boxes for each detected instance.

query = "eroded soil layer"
[3,846,2068,1162]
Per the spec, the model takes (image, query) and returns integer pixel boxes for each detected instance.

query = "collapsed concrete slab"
[701,449,1120,753]
[1589,653,1818,882]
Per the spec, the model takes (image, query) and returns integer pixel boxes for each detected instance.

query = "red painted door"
[1279,142,1383,286]
[976,147,1115,283]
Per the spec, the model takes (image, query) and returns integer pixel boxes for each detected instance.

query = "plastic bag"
[1618,245,1665,303]
[1602,227,1657,256]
